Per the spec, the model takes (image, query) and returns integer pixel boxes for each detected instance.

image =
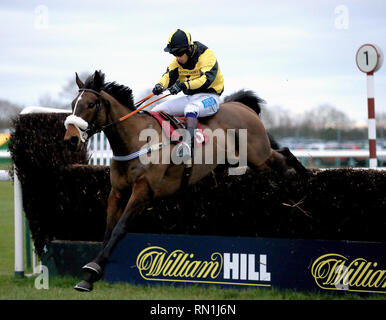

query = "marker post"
[356,44,383,168]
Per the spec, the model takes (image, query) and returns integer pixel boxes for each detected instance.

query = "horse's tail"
[223,89,279,149]
[223,89,265,116]
[223,90,279,150]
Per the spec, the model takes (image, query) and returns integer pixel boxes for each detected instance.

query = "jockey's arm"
[182,49,218,91]
[157,61,179,89]
[156,49,220,92]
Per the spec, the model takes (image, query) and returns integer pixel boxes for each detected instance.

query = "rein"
[81,90,171,139]
[65,88,173,162]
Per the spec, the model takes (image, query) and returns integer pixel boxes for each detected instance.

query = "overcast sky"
[1,0,386,122]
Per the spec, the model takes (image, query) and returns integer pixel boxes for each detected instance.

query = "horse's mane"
[223,89,265,115]
[83,70,135,110]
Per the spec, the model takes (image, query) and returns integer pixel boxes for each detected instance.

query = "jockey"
[152,29,224,159]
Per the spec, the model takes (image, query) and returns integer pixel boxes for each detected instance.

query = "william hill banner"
[104,233,386,295]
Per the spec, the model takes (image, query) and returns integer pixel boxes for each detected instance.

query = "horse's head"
[64,70,109,151]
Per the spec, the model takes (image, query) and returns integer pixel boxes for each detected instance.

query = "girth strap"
[112,142,170,161]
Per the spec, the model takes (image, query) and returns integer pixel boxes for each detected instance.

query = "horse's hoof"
[74,280,93,292]
[82,262,102,276]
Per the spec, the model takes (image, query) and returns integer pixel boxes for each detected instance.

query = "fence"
[88,132,113,165]
[1,106,386,277]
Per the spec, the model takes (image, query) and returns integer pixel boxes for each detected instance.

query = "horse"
[64,70,308,291]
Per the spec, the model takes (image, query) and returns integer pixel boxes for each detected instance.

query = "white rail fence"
[1,107,386,276]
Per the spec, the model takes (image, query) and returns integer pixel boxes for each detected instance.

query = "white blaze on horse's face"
[73,91,84,115]
[64,91,89,143]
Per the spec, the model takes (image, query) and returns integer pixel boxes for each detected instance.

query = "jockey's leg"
[151,95,189,116]
[179,94,220,159]
[182,112,198,159]
[185,93,220,118]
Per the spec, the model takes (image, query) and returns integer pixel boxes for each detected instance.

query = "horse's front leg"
[74,178,151,292]
[102,188,126,248]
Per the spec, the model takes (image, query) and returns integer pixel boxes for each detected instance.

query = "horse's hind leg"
[276,147,308,175]
[252,149,291,175]
[248,148,304,176]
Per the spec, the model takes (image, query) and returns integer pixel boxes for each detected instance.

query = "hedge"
[8,113,386,256]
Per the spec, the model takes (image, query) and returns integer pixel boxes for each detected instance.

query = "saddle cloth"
[148,111,208,145]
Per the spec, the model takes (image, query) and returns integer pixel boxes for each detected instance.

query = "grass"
[0,180,14,276]
[0,158,12,171]
[0,180,385,300]
[1,275,384,300]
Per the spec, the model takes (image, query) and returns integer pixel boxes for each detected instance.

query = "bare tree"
[261,105,295,129]
[377,112,386,128]
[37,71,91,109]
[59,71,91,103]
[301,104,352,130]
[0,99,23,129]
[38,93,68,109]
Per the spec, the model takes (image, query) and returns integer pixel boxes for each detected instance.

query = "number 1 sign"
[356,44,383,74]
[356,44,383,168]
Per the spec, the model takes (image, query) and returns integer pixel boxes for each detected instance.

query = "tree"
[377,112,386,139]
[59,71,91,103]
[0,99,23,129]
[300,104,352,130]
[37,71,91,109]
[38,93,68,109]
[260,105,295,129]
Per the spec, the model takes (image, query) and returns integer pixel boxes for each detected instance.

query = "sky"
[1,0,386,123]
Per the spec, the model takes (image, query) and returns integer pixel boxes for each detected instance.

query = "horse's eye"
[88,103,95,108]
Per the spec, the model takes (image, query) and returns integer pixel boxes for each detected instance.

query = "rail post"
[14,170,24,277]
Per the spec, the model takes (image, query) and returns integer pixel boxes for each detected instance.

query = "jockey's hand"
[152,84,164,95]
[169,82,183,95]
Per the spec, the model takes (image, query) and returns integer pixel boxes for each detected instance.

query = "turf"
[0,181,14,275]
[0,275,384,300]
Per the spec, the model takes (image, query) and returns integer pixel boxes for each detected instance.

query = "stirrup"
[176,142,191,160]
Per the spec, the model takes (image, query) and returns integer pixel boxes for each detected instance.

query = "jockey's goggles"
[172,49,188,57]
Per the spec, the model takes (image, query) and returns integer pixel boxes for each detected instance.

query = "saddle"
[146,111,208,145]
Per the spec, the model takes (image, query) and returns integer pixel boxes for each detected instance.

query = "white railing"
[87,144,386,165]
[292,149,386,158]
[88,132,113,166]
[0,150,10,159]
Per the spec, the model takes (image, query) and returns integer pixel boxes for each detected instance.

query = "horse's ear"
[75,72,84,88]
[93,70,104,92]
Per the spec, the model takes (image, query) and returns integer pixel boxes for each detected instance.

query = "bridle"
[73,88,171,141]
[64,87,175,162]
[77,89,105,140]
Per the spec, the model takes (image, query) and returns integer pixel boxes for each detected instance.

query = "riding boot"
[177,113,198,161]
[185,113,198,158]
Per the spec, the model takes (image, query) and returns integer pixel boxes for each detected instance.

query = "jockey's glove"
[152,84,164,95]
[168,81,184,95]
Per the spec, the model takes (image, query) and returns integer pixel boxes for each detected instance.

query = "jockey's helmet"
[164,29,193,54]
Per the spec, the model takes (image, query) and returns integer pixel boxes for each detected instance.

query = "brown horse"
[64,70,307,291]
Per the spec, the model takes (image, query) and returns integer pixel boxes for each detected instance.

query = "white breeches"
[151,93,220,117]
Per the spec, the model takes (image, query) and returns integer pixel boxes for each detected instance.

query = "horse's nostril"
[70,136,79,145]
[65,136,79,151]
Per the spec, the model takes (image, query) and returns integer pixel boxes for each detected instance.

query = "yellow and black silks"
[158,41,224,96]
